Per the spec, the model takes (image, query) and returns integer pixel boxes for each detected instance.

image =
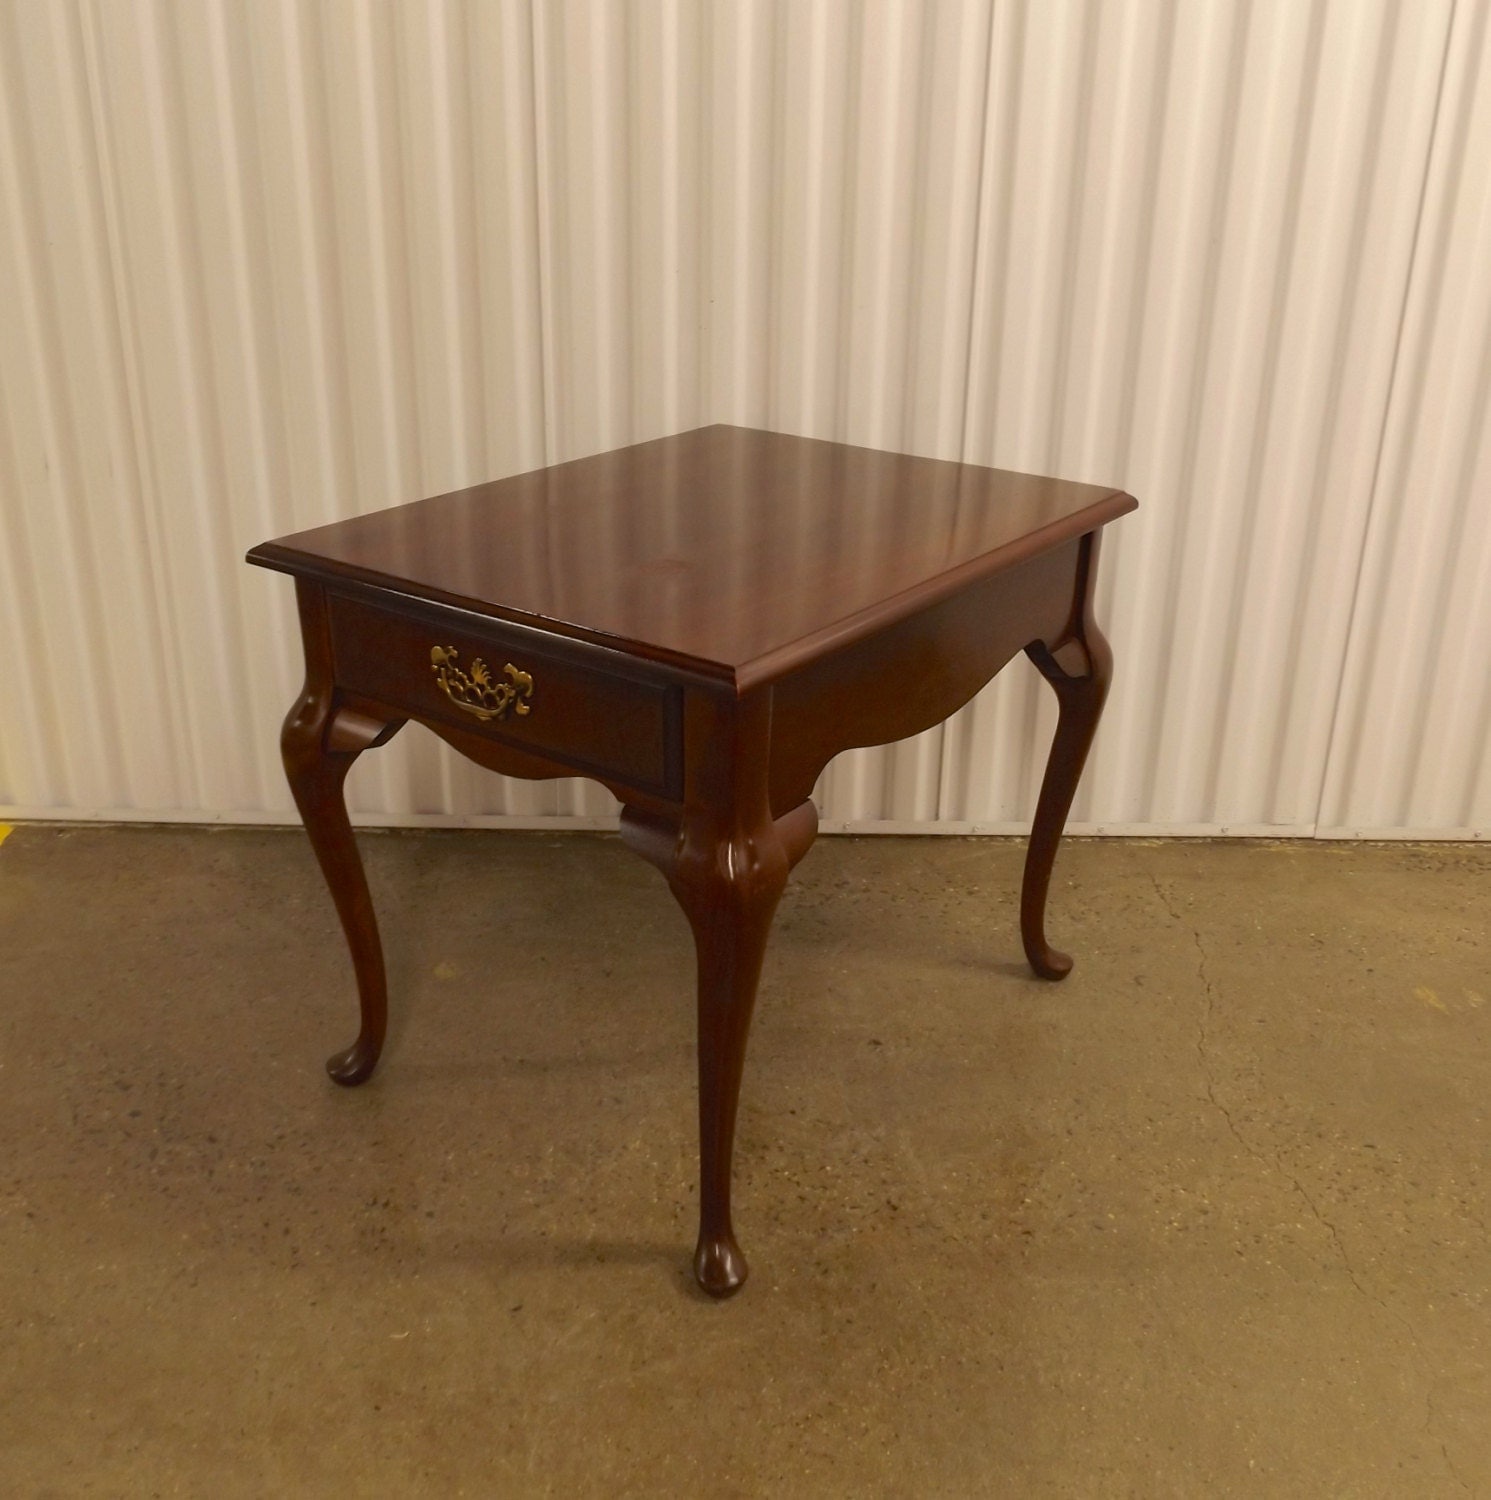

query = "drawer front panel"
[328,594,677,795]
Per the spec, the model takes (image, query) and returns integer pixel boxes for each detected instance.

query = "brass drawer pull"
[430,646,533,721]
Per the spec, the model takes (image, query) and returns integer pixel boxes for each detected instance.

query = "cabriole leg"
[619,698,811,1296]
[675,815,789,1295]
[281,581,403,1084]
[1020,543,1114,980]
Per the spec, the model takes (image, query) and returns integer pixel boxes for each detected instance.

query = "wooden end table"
[247,425,1136,1296]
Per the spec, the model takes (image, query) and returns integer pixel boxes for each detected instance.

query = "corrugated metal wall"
[1318,0,1491,838]
[0,0,1485,836]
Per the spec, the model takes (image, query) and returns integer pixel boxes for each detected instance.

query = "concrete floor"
[1,825,1487,1497]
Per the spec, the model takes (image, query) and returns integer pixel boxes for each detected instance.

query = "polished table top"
[249,425,1135,687]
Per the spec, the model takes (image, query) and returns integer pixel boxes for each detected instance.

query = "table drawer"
[327,593,678,796]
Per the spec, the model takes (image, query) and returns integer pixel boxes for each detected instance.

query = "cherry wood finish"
[249,424,1136,1296]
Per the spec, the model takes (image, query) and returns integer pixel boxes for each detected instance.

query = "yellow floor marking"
[0,824,11,847]
[1414,985,1447,1012]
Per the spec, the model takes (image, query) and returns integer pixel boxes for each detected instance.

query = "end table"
[247,425,1136,1296]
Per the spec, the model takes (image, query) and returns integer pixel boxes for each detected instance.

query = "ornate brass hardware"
[430,646,534,721]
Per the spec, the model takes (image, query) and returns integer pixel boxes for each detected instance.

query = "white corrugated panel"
[946,0,1458,835]
[1319,0,1491,838]
[0,0,1481,836]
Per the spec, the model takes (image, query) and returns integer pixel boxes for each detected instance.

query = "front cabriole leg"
[620,690,813,1297]
[675,804,788,1295]
[280,580,404,1084]
[1020,533,1114,980]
